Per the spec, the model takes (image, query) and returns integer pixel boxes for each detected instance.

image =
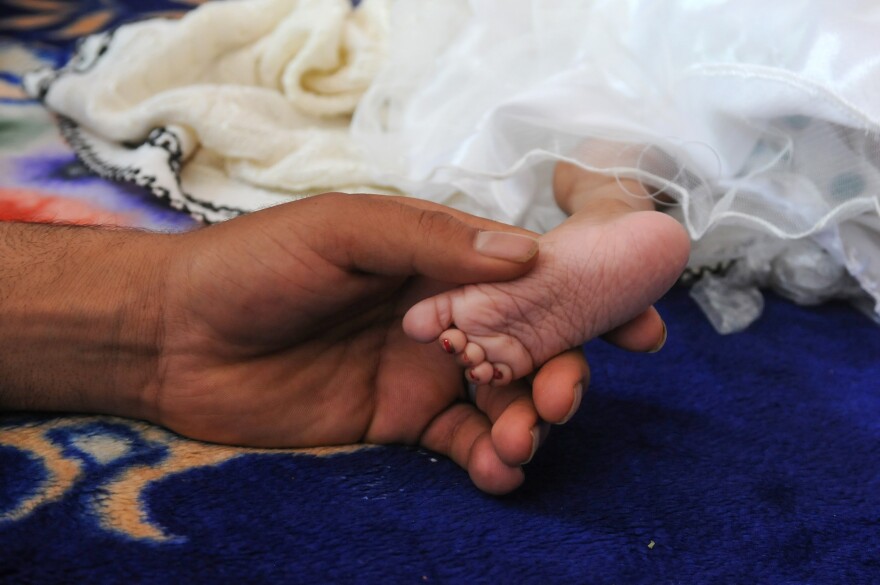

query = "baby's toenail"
[468,369,479,381]
[442,339,455,354]
[493,368,503,380]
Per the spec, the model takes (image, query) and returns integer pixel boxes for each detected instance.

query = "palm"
[156,222,462,448]
[143,194,585,494]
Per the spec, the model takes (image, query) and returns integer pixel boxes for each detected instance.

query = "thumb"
[297,193,540,284]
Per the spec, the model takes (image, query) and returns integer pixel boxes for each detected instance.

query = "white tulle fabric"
[353,0,880,331]
[26,0,880,331]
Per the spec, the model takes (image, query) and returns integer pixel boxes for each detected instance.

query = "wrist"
[0,222,173,420]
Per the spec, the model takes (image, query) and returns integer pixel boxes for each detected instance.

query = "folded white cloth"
[26,0,880,332]
[26,0,391,222]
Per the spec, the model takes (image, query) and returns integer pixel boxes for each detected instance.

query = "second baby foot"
[402,200,690,385]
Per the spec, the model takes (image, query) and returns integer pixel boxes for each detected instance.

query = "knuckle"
[415,207,471,242]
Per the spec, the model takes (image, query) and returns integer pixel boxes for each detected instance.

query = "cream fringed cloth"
[25,0,391,223]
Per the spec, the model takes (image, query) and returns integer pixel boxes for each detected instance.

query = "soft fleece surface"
[1,2,880,583]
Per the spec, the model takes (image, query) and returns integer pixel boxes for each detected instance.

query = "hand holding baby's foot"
[151,194,590,495]
[403,164,690,384]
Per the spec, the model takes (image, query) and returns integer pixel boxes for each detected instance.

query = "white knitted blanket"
[26,0,390,223]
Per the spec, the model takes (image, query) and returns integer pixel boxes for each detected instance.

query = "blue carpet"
[2,287,879,583]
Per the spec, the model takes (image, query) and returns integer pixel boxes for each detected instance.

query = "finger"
[419,402,525,495]
[601,306,667,353]
[472,380,547,467]
[391,196,537,236]
[293,193,540,284]
[531,349,591,424]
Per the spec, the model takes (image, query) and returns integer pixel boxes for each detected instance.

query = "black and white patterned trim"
[679,260,737,287]
[23,30,252,223]
[23,31,116,101]
[58,117,247,224]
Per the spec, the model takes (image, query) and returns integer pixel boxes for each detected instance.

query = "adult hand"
[0,193,589,494]
[158,193,594,494]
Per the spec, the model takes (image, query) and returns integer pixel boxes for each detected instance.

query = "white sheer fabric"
[353,0,880,330]
[26,0,880,331]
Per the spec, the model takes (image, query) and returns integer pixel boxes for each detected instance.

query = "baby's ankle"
[568,194,654,221]
[554,164,654,216]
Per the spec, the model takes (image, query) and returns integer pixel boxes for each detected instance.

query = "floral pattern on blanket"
[0,0,208,45]
[0,101,197,228]
[0,0,217,228]
[0,416,367,544]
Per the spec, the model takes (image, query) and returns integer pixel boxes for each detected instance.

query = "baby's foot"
[402,200,690,384]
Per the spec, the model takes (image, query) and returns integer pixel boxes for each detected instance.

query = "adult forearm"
[0,221,170,418]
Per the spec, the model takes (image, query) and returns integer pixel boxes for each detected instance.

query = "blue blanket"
[1,2,879,583]
[3,289,878,583]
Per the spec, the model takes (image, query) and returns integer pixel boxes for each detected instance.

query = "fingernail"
[525,427,541,464]
[648,321,668,354]
[523,424,549,465]
[442,338,455,354]
[558,382,583,425]
[474,231,538,263]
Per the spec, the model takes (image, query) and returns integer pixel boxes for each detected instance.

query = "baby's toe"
[490,363,513,386]
[439,329,467,355]
[402,295,455,343]
[474,336,536,381]
[456,342,486,367]
[467,362,495,385]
